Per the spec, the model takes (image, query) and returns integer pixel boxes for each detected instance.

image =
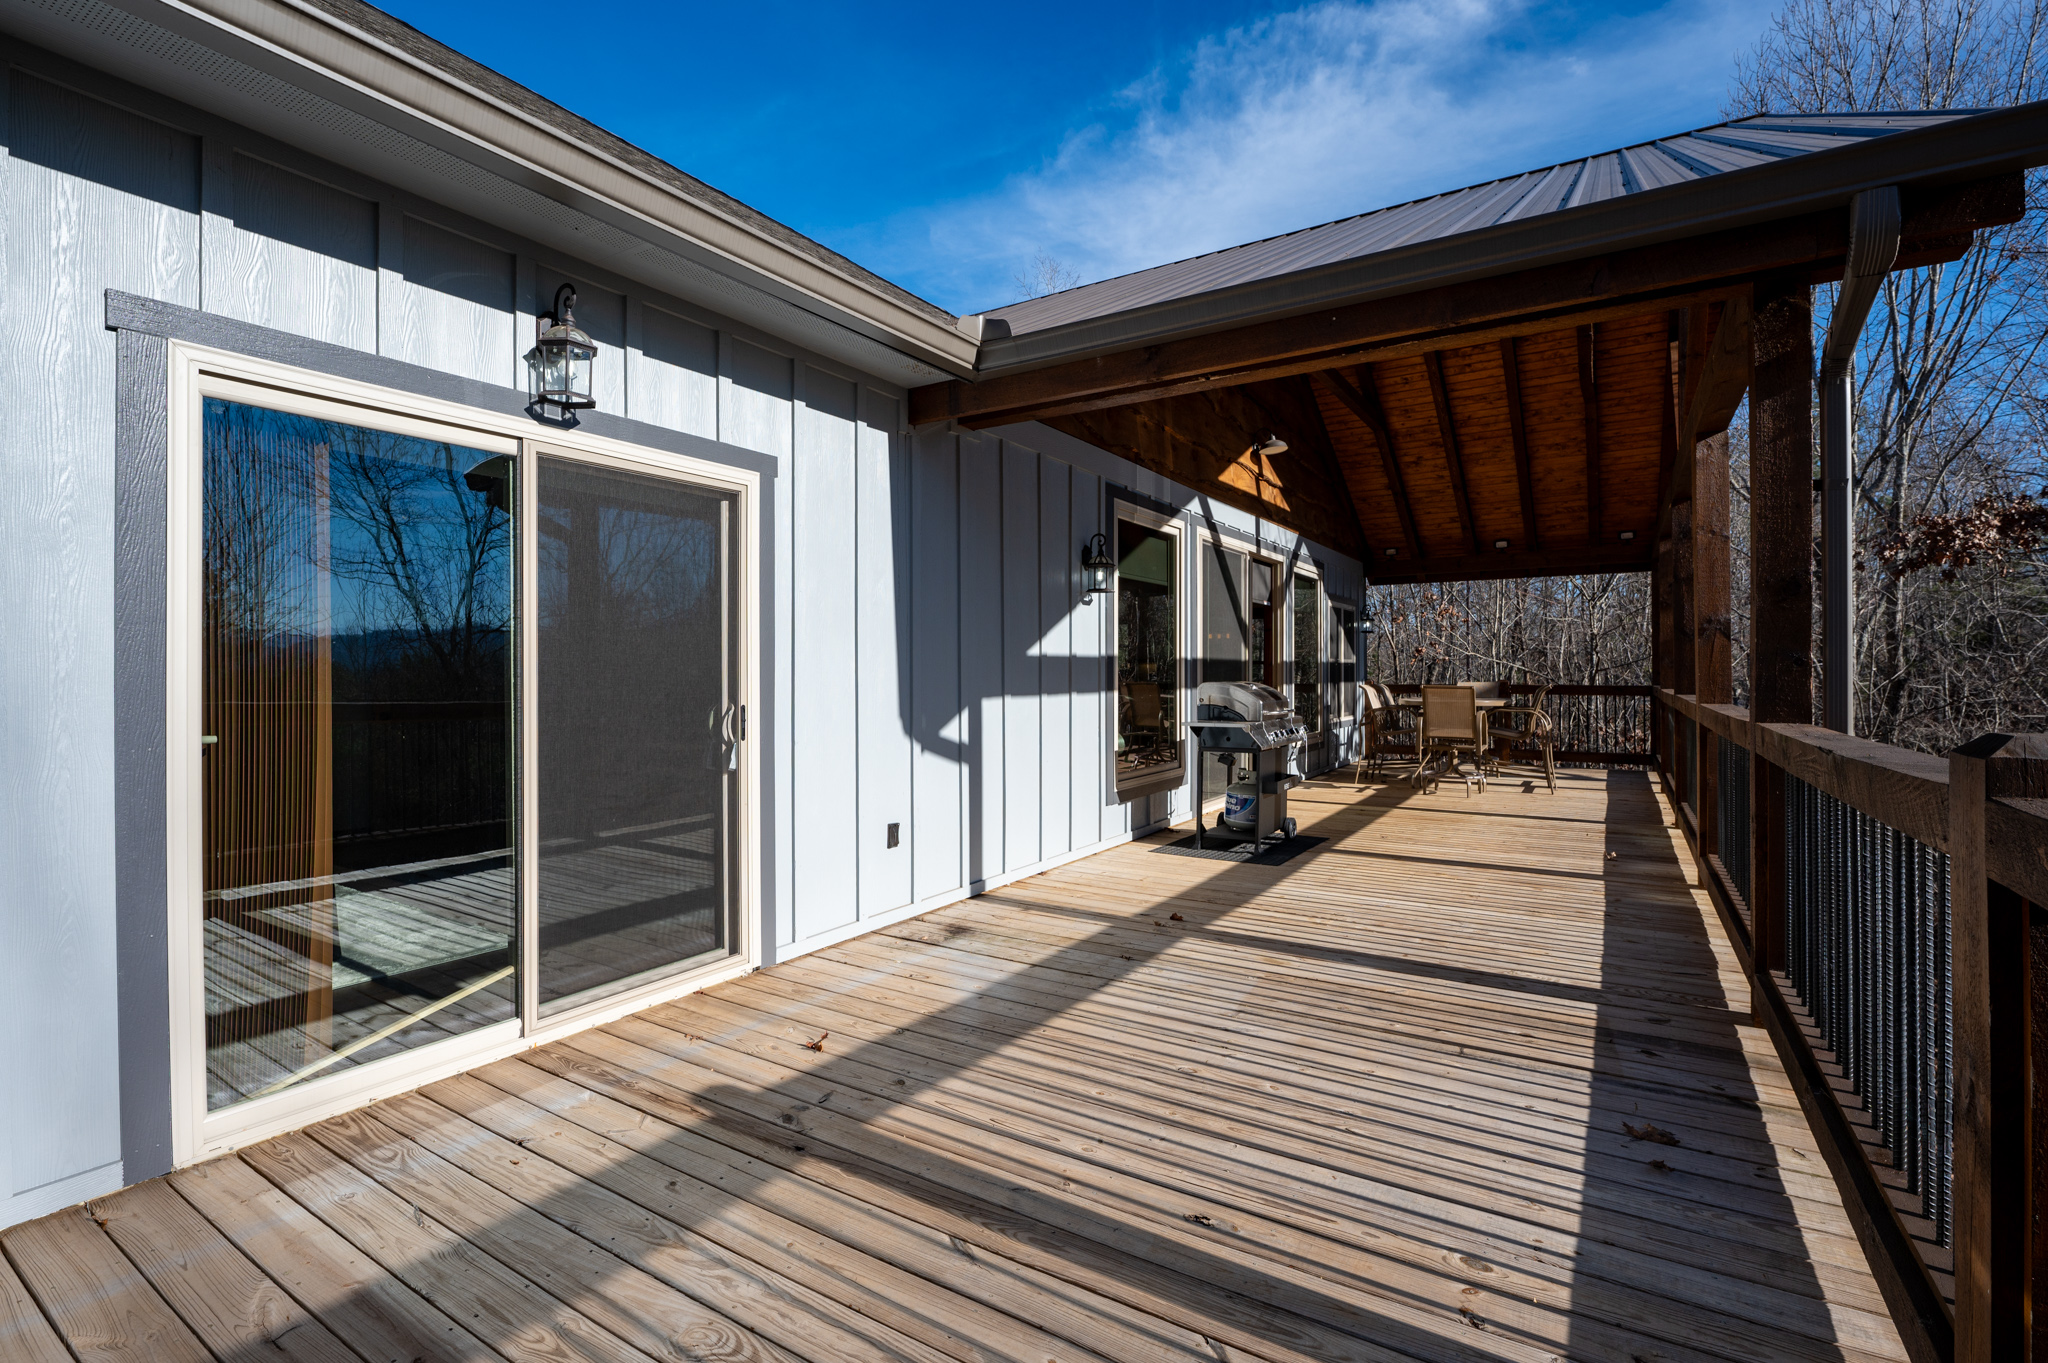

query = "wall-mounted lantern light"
[1079,532,1115,602]
[526,284,598,412]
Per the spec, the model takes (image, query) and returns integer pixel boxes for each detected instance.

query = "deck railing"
[1655,691,2046,1363]
[1384,683,1655,765]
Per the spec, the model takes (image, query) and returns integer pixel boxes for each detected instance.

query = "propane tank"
[1221,777,1260,831]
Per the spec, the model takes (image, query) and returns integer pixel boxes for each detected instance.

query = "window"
[1293,573,1321,733]
[1200,541,1246,683]
[1114,511,1182,794]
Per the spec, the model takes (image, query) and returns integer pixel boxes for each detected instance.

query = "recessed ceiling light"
[1493,539,1509,550]
[1619,530,1636,541]
[1383,547,1398,557]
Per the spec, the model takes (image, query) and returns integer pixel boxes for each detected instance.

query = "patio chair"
[1414,684,1487,795]
[1487,684,1557,792]
[1349,683,1410,782]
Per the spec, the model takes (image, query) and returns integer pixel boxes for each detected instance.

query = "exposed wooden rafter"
[1320,366,1424,561]
[1578,324,1603,541]
[1499,337,1540,552]
[1269,374,1372,560]
[1423,352,1480,555]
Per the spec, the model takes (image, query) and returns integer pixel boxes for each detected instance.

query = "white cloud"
[850,0,1777,313]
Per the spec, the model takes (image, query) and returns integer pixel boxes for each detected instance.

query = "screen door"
[534,455,738,1014]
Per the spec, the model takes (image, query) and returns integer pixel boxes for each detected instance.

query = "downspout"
[1818,186,1902,734]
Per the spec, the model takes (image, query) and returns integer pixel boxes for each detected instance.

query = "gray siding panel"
[634,304,717,438]
[1000,442,1040,873]
[2,72,198,1205]
[1037,457,1072,863]
[910,432,961,902]
[791,367,859,941]
[856,391,913,919]
[392,215,513,383]
[958,435,1004,887]
[214,153,376,350]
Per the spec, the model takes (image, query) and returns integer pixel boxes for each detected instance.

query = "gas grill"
[1187,682,1306,850]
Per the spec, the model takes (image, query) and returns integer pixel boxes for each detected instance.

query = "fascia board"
[100,0,978,376]
[974,102,2048,379]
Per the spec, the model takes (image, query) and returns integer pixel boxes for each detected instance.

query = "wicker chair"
[1414,684,1487,795]
[1488,684,1557,792]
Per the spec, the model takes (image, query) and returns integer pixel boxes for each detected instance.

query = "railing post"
[1747,272,1813,982]
[1951,733,2047,1363]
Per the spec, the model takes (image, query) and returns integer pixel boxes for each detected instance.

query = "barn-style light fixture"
[1079,532,1115,602]
[526,283,598,412]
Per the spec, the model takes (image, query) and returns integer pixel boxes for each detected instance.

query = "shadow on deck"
[1,768,1906,1363]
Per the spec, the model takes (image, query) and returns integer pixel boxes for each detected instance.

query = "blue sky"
[383,0,1782,315]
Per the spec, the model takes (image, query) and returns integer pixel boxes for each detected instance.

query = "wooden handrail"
[1985,795,2048,907]
[1657,689,2048,1360]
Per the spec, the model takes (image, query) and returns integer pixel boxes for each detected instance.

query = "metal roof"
[984,112,1981,339]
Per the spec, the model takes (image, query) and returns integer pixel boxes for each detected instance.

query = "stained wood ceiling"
[1042,310,1676,584]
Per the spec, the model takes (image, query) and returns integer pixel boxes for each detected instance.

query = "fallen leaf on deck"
[1648,1159,1673,1173]
[1622,1120,1681,1146]
[1170,912,1185,921]
[802,1033,829,1052]
[1183,1212,1215,1226]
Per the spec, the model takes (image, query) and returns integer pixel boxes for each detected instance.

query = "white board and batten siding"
[0,51,1362,1230]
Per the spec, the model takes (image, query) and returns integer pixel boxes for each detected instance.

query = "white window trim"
[1110,499,1187,797]
[164,340,764,1165]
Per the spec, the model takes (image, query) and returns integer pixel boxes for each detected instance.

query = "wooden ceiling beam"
[1320,366,1425,561]
[910,174,2016,428]
[1423,351,1480,555]
[1370,540,1654,586]
[1499,337,1540,552]
[1578,324,1603,542]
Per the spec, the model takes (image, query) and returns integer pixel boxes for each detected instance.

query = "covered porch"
[2,769,1903,1363]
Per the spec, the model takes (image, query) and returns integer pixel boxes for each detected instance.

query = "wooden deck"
[0,768,1906,1363]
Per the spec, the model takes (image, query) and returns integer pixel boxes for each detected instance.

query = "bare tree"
[1728,0,2048,747]
[1012,251,1083,301]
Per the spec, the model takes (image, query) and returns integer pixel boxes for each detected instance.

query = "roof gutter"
[973,102,2048,379]
[106,0,979,376]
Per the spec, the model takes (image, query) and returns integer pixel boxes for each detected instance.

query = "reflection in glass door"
[535,456,736,1014]
[200,399,517,1109]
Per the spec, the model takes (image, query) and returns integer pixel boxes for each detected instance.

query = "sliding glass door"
[192,377,748,1128]
[200,399,517,1109]
[535,456,737,1013]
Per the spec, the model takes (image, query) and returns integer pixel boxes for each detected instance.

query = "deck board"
[2,770,1907,1363]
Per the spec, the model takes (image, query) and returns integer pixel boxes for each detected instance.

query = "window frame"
[1110,500,1187,801]
[1288,565,1324,738]
[163,340,763,1165]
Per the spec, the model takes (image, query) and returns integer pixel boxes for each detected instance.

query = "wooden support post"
[1695,429,1733,878]
[1674,495,1696,813]
[1951,732,2048,1363]
[1747,272,1814,975]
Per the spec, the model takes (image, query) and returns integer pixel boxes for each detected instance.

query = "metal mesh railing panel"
[1717,738,1751,906]
[1785,774,1953,1246]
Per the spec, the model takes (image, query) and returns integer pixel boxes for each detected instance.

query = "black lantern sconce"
[526,283,598,413]
[1079,532,1115,602]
